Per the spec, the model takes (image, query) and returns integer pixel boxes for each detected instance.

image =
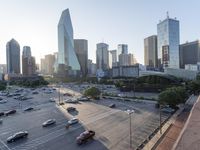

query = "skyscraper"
[96,43,109,70]
[6,39,20,74]
[179,40,200,68]
[110,50,118,67]
[74,39,88,77]
[119,53,135,66]
[157,14,180,69]
[22,46,36,76]
[57,9,80,77]
[118,44,128,55]
[144,35,158,68]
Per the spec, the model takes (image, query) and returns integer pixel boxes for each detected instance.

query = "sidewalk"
[143,95,198,150]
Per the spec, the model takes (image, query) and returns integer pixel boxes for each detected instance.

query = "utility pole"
[59,86,61,105]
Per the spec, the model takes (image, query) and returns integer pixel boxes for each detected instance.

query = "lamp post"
[126,109,135,149]
[159,104,162,134]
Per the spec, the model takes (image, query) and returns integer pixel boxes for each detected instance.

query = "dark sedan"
[7,131,28,143]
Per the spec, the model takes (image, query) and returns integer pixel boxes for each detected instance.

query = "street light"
[126,109,135,149]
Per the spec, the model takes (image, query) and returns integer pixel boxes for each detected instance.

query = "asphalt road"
[0,86,170,150]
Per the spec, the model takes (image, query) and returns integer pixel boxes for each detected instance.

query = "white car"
[42,119,56,127]
[68,118,79,125]
[49,98,55,102]
[0,100,7,104]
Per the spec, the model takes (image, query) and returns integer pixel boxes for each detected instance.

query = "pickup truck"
[76,130,95,145]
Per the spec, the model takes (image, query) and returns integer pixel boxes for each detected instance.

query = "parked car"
[0,100,7,104]
[24,107,34,111]
[64,99,78,104]
[0,112,4,117]
[68,118,79,125]
[32,91,38,94]
[63,93,72,96]
[7,131,28,143]
[42,119,56,127]
[109,103,116,108]
[49,98,55,102]
[161,107,175,114]
[0,119,3,124]
[5,110,16,116]
[78,97,89,101]
[66,107,76,112]
[76,130,95,145]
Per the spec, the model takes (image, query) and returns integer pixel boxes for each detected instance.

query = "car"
[24,107,34,111]
[68,118,79,125]
[42,119,56,127]
[161,107,175,114]
[7,131,28,143]
[49,98,55,102]
[66,107,76,112]
[76,130,95,145]
[0,97,3,100]
[78,97,89,101]
[63,93,72,96]
[0,112,4,117]
[64,99,78,104]
[5,110,16,116]
[109,103,116,108]
[0,100,7,104]
[0,119,3,124]
[32,91,38,94]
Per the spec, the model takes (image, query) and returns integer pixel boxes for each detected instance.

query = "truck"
[76,130,95,145]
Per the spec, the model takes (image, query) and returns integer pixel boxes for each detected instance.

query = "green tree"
[84,87,101,99]
[158,87,188,107]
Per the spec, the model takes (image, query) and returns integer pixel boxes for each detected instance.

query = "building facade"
[110,50,118,67]
[88,59,97,76]
[57,9,80,77]
[22,46,36,76]
[144,35,158,68]
[179,40,200,69]
[74,39,88,77]
[96,43,109,71]
[118,53,135,66]
[157,15,180,69]
[118,44,128,55]
[6,39,20,74]
[112,65,139,77]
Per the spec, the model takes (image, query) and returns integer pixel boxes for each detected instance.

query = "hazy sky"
[0,0,200,64]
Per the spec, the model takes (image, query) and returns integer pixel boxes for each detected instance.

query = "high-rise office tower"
[119,53,135,66]
[6,39,20,74]
[22,46,36,76]
[96,43,109,70]
[44,54,55,75]
[179,40,200,68]
[157,14,180,69]
[110,50,118,67]
[74,39,88,77]
[57,9,80,77]
[144,35,158,68]
[118,44,128,55]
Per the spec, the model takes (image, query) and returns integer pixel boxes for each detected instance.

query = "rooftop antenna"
[166,11,169,19]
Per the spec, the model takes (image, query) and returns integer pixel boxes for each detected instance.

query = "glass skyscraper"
[57,9,80,77]
[157,15,180,69]
[6,39,20,74]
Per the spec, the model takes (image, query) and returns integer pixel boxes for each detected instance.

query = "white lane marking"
[0,138,11,150]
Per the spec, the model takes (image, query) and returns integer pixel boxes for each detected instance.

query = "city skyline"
[0,0,200,65]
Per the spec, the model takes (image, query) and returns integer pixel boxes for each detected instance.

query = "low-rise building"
[112,65,139,78]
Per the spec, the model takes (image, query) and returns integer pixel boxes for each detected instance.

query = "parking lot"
[0,85,170,150]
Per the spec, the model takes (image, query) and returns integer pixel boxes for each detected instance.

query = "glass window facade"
[57,9,80,76]
[157,18,180,69]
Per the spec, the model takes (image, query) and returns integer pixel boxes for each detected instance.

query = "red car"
[76,130,95,145]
